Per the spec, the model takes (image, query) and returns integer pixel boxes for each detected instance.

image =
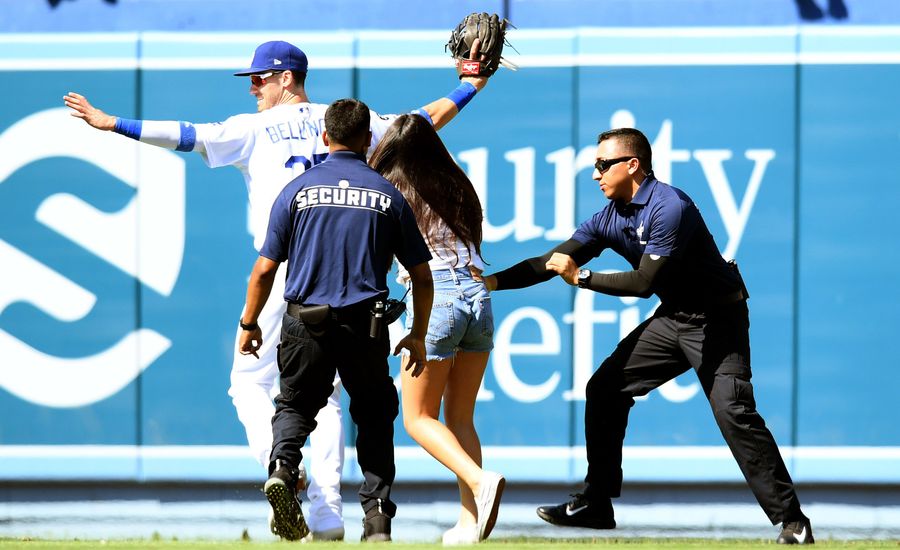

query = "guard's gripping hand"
[446,12,514,78]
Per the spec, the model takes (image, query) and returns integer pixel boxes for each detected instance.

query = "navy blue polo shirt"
[260,150,431,308]
[571,177,741,307]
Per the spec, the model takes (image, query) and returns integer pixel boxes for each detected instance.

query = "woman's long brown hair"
[369,114,483,263]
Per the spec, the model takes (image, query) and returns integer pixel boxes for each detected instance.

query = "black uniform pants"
[270,311,399,517]
[582,301,802,525]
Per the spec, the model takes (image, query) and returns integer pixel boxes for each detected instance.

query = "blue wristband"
[411,108,434,126]
[113,117,142,141]
[445,81,477,112]
[176,121,197,152]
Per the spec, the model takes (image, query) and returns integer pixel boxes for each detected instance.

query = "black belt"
[286,301,373,323]
[660,288,748,314]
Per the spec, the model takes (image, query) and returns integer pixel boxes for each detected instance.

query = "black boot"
[361,500,392,542]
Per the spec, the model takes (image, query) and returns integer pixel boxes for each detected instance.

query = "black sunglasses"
[594,156,635,174]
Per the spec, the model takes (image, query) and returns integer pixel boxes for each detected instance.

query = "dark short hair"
[287,70,306,88]
[324,98,370,145]
[597,127,653,174]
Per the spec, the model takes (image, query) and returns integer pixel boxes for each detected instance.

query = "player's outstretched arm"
[64,92,117,131]
[64,91,206,153]
[420,14,512,130]
[422,74,487,131]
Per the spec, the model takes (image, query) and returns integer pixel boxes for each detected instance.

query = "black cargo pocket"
[731,374,758,414]
[276,334,304,402]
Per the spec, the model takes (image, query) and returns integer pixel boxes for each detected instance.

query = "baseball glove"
[446,12,516,78]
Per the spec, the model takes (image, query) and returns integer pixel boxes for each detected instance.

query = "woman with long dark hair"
[370,114,504,544]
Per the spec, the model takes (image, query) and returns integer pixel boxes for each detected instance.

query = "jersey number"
[284,153,329,170]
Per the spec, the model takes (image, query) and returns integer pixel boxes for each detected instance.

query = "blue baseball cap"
[234,41,308,76]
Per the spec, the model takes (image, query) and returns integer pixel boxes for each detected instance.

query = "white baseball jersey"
[192,103,398,250]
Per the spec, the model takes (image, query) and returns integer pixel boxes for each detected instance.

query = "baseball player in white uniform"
[64,39,488,541]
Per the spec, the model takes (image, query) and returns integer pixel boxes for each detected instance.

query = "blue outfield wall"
[0,27,899,484]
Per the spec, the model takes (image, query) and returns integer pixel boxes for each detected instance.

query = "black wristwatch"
[576,268,592,289]
[239,319,259,331]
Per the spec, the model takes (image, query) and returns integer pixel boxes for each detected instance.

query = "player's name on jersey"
[265,118,325,144]
[295,183,392,213]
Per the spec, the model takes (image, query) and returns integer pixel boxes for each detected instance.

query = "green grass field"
[1,539,897,549]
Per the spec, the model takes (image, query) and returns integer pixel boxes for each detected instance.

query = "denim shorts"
[404,267,494,360]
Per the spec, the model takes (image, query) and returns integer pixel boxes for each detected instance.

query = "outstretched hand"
[63,92,117,131]
[394,333,427,377]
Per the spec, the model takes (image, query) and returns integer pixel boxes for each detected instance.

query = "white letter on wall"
[493,307,561,403]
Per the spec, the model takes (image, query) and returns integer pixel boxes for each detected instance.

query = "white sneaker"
[475,471,505,541]
[301,526,346,542]
[442,523,478,546]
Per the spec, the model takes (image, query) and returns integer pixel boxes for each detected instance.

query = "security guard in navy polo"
[239,98,434,542]
[483,128,814,545]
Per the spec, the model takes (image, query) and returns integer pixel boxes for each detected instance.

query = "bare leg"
[401,354,487,526]
[442,351,490,527]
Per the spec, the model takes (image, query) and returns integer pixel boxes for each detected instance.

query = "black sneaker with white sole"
[264,460,310,541]
[536,493,616,529]
[361,499,392,542]
[777,516,815,545]
[268,462,309,537]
